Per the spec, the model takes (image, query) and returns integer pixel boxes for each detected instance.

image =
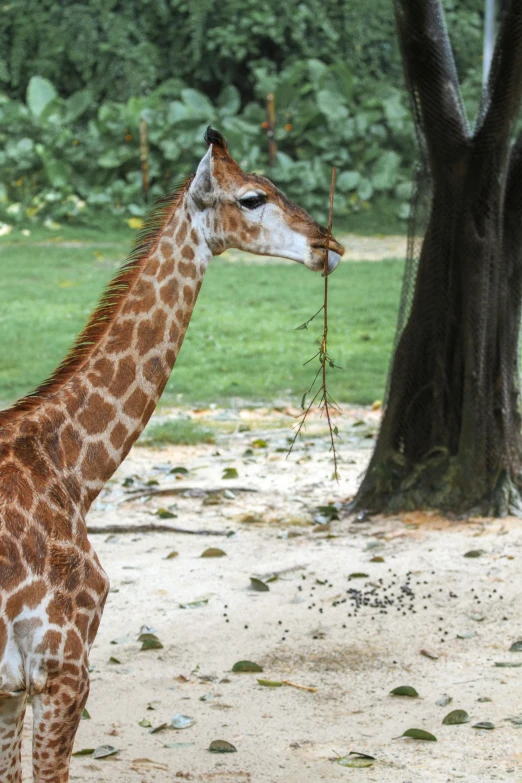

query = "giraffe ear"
[190,146,214,207]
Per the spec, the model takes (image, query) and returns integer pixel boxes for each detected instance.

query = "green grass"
[138,419,216,447]
[0,231,403,408]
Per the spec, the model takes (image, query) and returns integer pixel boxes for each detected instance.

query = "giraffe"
[0,127,344,781]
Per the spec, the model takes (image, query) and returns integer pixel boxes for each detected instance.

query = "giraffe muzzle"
[322,249,342,277]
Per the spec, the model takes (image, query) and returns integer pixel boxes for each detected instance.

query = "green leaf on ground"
[250,577,270,592]
[81,708,91,720]
[139,633,163,650]
[257,679,283,687]
[108,656,121,664]
[139,718,152,728]
[472,722,495,730]
[495,662,522,668]
[165,550,179,559]
[442,710,469,725]
[222,467,239,479]
[464,550,484,558]
[390,686,419,698]
[72,748,95,756]
[349,572,369,579]
[201,548,226,558]
[400,729,437,741]
[179,597,209,609]
[232,660,263,673]
[92,745,119,759]
[154,508,177,519]
[149,723,169,734]
[170,466,189,475]
[338,757,373,767]
[510,641,522,652]
[209,740,237,753]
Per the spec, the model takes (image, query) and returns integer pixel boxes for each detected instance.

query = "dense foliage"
[0,0,484,227]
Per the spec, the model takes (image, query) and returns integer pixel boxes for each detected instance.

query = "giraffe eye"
[238,194,267,210]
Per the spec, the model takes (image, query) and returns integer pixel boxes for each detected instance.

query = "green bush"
[0,63,417,227]
[0,1,484,229]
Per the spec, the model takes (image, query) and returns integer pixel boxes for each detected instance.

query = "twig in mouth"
[288,166,341,480]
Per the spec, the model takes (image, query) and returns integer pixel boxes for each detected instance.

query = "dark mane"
[0,178,193,425]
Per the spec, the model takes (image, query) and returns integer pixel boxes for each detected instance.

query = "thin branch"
[394,0,468,168]
[287,168,341,480]
[87,523,229,535]
[322,167,340,479]
[117,485,258,503]
[476,0,522,152]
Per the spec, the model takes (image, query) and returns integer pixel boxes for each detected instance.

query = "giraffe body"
[0,128,344,781]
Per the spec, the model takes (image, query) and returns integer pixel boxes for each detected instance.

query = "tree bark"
[353,0,522,517]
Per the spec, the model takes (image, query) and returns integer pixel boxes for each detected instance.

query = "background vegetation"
[0,0,484,229]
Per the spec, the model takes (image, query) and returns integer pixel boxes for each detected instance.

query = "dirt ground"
[20,406,522,782]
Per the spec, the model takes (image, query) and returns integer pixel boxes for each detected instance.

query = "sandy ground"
[19,407,522,782]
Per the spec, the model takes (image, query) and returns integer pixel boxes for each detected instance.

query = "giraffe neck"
[31,189,212,512]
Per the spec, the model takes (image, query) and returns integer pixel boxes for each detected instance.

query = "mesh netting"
[356,0,522,514]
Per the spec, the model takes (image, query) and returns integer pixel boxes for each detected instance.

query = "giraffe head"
[188,127,345,275]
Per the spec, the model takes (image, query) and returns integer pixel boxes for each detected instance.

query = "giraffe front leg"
[0,691,27,783]
[31,663,89,783]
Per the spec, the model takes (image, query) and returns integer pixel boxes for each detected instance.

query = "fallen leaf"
[81,708,91,720]
[149,723,169,734]
[201,548,226,558]
[92,745,119,759]
[510,641,522,652]
[171,714,194,730]
[349,572,369,579]
[464,550,485,558]
[139,632,163,650]
[232,660,263,673]
[222,467,239,479]
[72,748,95,757]
[257,679,283,687]
[390,686,419,698]
[250,577,270,592]
[442,710,469,725]
[495,661,522,668]
[338,757,373,767]
[223,489,236,499]
[420,648,438,660]
[179,597,210,609]
[170,466,189,475]
[400,729,437,741]
[209,740,237,753]
[165,551,179,560]
[131,758,168,771]
[108,656,121,664]
[139,719,152,728]
[251,439,267,448]
[347,752,376,760]
[154,508,177,519]
[472,722,495,730]
[457,631,477,639]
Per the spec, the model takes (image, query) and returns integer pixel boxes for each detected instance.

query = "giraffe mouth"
[310,237,345,276]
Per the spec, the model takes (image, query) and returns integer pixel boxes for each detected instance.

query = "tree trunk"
[353,0,522,516]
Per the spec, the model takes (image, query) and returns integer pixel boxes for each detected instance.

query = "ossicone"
[204,126,228,151]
